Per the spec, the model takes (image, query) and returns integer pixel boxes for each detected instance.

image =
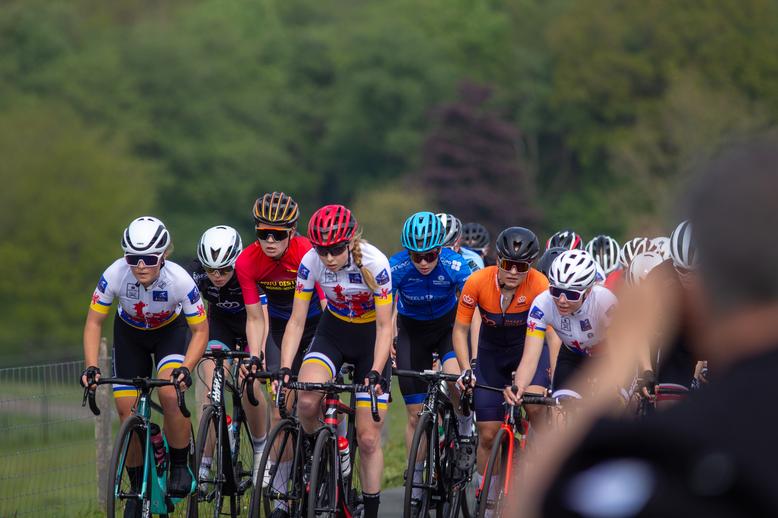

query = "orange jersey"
[456,267,549,348]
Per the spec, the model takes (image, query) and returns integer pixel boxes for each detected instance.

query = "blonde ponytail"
[351,230,380,292]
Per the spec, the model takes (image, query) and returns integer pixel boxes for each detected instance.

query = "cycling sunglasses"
[549,286,585,302]
[409,248,441,264]
[256,227,292,242]
[204,265,234,275]
[498,258,532,273]
[674,265,696,277]
[315,243,349,257]
[125,253,161,267]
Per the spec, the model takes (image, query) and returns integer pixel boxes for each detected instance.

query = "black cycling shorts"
[302,309,391,410]
[207,309,248,351]
[266,314,320,374]
[112,313,188,398]
[474,341,551,423]
[396,306,457,405]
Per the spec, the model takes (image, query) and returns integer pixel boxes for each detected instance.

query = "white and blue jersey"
[390,248,472,320]
[460,247,484,272]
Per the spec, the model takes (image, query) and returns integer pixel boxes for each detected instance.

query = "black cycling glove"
[641,370,657,395]
[273,367,294,386]
[80,366,101,388]
[171,366,192,388]
[246,354,264,373]
[366,370,388,393]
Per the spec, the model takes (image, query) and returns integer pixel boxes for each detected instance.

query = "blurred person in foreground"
[521,140,778,517]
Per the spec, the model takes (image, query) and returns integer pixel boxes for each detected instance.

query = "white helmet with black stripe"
[670,220,698,270]
[121,216,170,255]
[585,235,621,275]
[197,225,243,269]
[436,213,463,248]
[548,250,598,291]
[650,236,671,260]
[626,251,664,288]
[619,237,651,268]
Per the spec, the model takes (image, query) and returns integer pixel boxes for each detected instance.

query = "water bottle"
[149,423,166,474]
[225,414,236,453]
[338,437,351,477]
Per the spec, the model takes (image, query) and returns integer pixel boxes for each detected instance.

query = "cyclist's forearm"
[83,309,107,367]
[183,322,208,372]
[452,320,471,372]
[279,299,308,369]
[245,303,266,358]
[371,321,392,372]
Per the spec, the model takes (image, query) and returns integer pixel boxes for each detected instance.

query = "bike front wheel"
[404,412,435,518]
[476,427,521,518]
[251,418,303,518]
[107,415,147,518]
[191,405,224,518]
[308,427,338,518]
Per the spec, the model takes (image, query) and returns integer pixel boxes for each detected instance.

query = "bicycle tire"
[107,415,147,518]
[439,411,474,518]
[308,427,338,518]
[404,412,435,518]
[232,406,254,514]
[476,428,510,518]
[251,418,302,518]
[192,405,224,518]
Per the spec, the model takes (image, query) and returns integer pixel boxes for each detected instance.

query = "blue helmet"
[402,212,445,252]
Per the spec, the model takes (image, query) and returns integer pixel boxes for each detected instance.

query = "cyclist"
[276,205,392,518]
[650,236,671,260]
[81,217,208,508]
[535,247,567,278]
[438,213,485,272]
[187,225,270,485]
[462,222,495,266]
[507,250,625,407]
[453,227,550,500]
[389,212,474,502]
[235,192,323,506]
[604,236,651,293]
[546,228,584,251]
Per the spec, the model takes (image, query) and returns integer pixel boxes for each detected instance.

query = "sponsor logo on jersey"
[157,281,167,289]
[528,321,538,332]
[296,282,304,294]
[451,260,462,272]
[97,276,108,294]
[349,273,363,284]
[580,319,592,332]
[587,332,594,338]
[91,293,100,306]
[298,265,310,280]
[517,295,526,305]
[216,301,242,309]
[432,277,451,287]
[605,304,615,317]
[153,291,168,302]
[126,284,139,299]
[530,307,544,320]
[325,271,338,283]
[376,269,390,285]
[561,318,571,331]
[188,286,201,305]
[197,304,206,317]
[379,288,390,300]
[461,294,475,308]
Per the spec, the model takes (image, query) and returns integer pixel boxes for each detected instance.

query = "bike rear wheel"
[404,412,435,518]
[107,415,147,518]
[308,427,338,518]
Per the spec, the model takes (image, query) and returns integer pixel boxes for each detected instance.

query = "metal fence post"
[95,337,112,508]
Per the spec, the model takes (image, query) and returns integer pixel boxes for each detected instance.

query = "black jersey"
[188,259,259,321]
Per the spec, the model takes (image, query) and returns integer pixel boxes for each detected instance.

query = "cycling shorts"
[301,309,391,410]
[396,306,457,405]
[207,310,248,352]
[266,314,321,374]
[474,341,551,423]
[112,313,188,399]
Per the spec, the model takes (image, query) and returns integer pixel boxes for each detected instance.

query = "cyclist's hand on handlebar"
[80,366,101,392]
[271,367,293,395]
[366,370,388,396]
[503,384,523,406]
[456,369,475,392]
[170,366,193,392]
[640,370,657,400]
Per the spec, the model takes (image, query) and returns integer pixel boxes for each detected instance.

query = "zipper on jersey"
[426,275,434,319]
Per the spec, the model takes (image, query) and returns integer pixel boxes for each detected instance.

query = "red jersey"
[236,237,322,319]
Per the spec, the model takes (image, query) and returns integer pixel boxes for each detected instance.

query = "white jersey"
[90,258,207,329]
[526,285,617,357]
[295,242,393,323]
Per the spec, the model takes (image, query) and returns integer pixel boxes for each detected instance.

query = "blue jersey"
[390,248,472,321]
[460,247,485,272]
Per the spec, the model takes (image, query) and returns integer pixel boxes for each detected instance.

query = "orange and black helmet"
[253,192,299,228]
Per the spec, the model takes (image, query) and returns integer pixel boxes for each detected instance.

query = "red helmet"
[307,205,357,246]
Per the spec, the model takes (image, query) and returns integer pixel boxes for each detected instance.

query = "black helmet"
[546,228,583,251]
[462,223,490,249]
[535,247,567,278]
[495,227,539,262]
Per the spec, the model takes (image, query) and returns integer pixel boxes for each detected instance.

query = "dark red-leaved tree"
[411,80,542,238]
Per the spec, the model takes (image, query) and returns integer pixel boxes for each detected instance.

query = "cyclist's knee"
[297,391,321,418]
[356,429,381,455]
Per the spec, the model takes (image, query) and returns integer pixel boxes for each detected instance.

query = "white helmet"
[548,250,598,291]
[627,251,664,288]
[669,220,698,270]
[121,217,170,255]
[650,237,671,260]
[436,213,463,247]
[197,226,243,269]
[585,235,621,275]
[619,237,651,268]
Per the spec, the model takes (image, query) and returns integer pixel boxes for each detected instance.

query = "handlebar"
[239,365,273,407]
[81,377,191,418]
[283,380,381,423]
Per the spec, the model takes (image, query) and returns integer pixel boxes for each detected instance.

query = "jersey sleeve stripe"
[527,327,547,338]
